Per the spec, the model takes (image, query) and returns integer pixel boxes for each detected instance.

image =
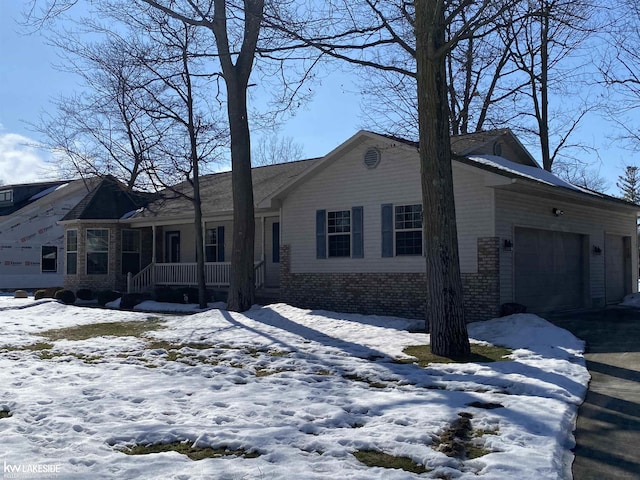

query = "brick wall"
[280,237,501,323]
[63,222,128,293]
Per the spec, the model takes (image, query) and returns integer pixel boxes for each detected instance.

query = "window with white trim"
[86,229,109,275]
[395,204,423,255]
[205,227,223,262]
[327,210,351,257]
[66,230,78,274]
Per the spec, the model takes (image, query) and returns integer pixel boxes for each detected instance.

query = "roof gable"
[62,176,152,221]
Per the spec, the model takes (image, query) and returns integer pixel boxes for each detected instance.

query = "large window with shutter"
[316,207,363,259]
[381,203,423,256]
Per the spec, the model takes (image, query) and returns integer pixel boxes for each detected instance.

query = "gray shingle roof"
[134,158,322,219]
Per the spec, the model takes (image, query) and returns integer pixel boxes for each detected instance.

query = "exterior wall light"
[593,245,602,255]
[503,239,513,251]
[552,208,564,217]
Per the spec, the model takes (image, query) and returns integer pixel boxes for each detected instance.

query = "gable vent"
[493,142,502,156]
[364,147,381,169]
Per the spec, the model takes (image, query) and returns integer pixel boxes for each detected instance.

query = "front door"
[165,231,180,263]
[265,218,280,287]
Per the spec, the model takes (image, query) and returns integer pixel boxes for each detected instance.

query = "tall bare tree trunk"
[212,0,263,311]
[415,0,470,357]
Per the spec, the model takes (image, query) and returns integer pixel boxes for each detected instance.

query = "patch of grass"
[41,318,165,341]
[1,342,54,353]
[0,410,11,419]
[343,374,387,389]
[119,441,260,461]
[433,412,495,460]
[401,343,513,367]
[255,367,291,377]
[353,450,428,474]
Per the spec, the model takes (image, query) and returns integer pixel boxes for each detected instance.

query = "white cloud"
[0,132,61,185]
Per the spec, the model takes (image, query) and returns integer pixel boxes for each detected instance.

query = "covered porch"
[126,260,265,293]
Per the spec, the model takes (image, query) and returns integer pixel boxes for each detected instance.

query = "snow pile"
[0,299,587,479]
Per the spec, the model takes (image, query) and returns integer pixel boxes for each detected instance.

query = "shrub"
[76,288,96,301]
[54,289,76,305]
[44,287,63,298]
[120,293,146,310]
[97,290,121,306]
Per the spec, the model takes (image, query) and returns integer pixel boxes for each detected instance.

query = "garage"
[514,227,587,312]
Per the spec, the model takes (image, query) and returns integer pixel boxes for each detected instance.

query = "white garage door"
[514,227,586,312]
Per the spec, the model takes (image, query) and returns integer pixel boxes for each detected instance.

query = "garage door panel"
[515,228,585,312]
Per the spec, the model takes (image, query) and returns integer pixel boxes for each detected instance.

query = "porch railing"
[128,260,265,293]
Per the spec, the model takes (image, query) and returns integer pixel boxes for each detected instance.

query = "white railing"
[128,260,266,293]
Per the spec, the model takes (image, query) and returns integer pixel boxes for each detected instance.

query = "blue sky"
[0,2,635,195]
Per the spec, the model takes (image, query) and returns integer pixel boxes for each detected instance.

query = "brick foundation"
[280,237,501,322]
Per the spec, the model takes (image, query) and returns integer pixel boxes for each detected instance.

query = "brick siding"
[280,237,501,323]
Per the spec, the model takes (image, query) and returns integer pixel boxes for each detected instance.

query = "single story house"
[57,129,639,320]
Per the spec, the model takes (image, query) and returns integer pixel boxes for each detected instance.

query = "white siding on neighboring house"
[494,188,638,307]
[0,183,86,289]
[282,137,496,274]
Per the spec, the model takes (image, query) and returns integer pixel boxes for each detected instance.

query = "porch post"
[152,225,157,263]
[261,215,266,262]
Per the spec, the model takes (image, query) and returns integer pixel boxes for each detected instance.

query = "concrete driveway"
[545,307,640,479]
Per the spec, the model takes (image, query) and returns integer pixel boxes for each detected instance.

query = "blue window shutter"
[352,206,363,258]
[272,222,280,263]
[316,210,326,259]
[381,204,393,257]
[217,226,225,262]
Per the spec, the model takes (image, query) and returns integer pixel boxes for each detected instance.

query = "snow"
[468,155,596,195]
[621,292,640,308]
[27,182,69,201]
[0,297,588,479]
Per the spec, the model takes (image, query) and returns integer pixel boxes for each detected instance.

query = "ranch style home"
[54,129,638,321]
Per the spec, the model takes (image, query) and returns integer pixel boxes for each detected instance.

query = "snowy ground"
[0,297,588,479]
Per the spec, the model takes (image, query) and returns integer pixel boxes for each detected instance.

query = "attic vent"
[493,142,503,156]
[364,148,381,169]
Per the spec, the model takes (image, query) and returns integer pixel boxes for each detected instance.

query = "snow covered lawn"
[0,298,588,479]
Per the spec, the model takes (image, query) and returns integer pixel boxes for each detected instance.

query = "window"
[205,226,225,262]
[0,189,13,203]
[381,203,423,257]
[328,210,351,257]
[121,230,141,275]
[66,230,78,275]
[316,207,363,259]
[86,229,109,274]
[41,246,57,273]
[395,204,423,255]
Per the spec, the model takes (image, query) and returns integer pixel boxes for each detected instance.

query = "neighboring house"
[60,129,639,321]
[0,179,92,289]
[0,176,151,291]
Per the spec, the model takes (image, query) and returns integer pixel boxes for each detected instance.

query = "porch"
[127,260,266,293]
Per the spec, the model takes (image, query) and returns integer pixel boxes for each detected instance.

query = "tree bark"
[212,0,263,311]
[415,0,470,357]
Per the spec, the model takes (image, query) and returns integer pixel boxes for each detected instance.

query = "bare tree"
[252,134,303,166]
[505,0,600,171]
[266,1,527,356]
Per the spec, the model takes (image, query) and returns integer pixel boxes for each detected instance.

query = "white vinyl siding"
[282,138,495,274]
